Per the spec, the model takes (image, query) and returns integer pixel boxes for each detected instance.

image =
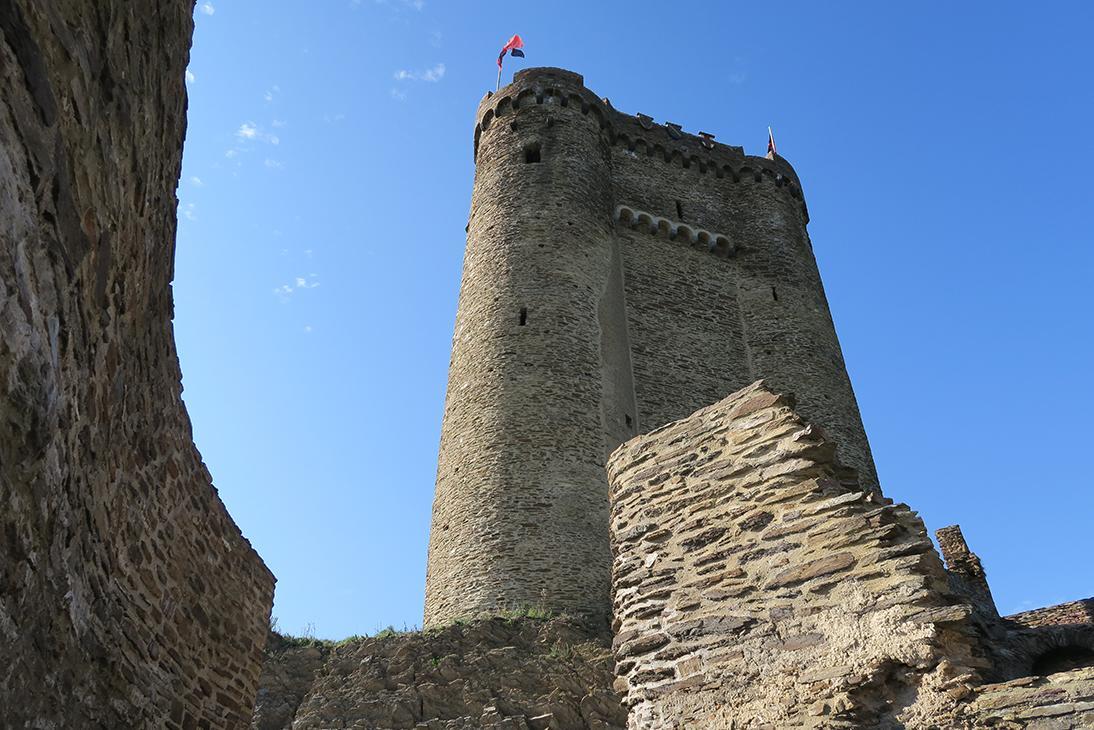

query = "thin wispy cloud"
[264,85,281,103]
[190,176,203,187]
[185,69,196,83]
[727,56,747,85]
[226,121,280,161]
[264,158,284,169]
[235,122,280,145]
[274,274,320,302]
[200,2,215,15]
[369,0,424,9]
[390,88,407,102]
[182,202,197,221]
[394,63,445,82]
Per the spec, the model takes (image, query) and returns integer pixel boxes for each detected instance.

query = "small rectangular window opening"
[675,200,684,220]
[625,414,633,429]
[524,144,541,164]
[519,307,528,326]
[771,287,779,302]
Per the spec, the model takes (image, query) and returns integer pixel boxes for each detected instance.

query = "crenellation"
[473,69,809,223]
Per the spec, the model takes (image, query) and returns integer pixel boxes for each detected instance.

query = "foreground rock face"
[606,381,1094,728]
[0,2,274,727]
[253,617,625,729]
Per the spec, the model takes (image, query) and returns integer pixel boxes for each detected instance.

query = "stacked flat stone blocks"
[606,381,1094,728]
[608,382,985,727]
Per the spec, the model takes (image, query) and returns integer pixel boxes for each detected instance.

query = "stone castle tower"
[424,68,877,628]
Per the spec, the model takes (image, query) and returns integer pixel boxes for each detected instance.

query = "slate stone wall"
[972,668,1094,727]
[425,67,877,627]
[0,2,274,727]
[606,380,1094,727]
[606,381,983,727]
[1008,599,1094,630]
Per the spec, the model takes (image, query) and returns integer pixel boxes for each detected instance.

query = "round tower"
[424,69,618,627]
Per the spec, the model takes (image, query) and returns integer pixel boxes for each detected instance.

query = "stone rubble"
[253,617,625,730]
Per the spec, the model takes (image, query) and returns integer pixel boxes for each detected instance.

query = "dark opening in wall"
[524,143,541,164]
[771,287,779,302]
[625,414,633,429]
[519,307,528,326]
[1032,646,1094,676]
[675,200,684,220]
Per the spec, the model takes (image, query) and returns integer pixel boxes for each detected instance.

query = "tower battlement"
[425,67,877,628]
[474,67,808,221]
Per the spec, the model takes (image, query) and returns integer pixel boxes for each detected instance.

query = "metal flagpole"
[496,63,502,92]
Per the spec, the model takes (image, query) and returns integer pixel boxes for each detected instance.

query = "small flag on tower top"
[496,34,525,90]
[497,34,525,69]
[767,126,777,157]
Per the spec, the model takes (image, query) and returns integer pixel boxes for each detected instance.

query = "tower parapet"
[425,68,878,628]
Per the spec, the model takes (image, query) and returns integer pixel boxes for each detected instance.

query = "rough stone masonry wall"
[0,2,275,727]
[607,380,1094,728]
[608,381,989,728]
[1008,599,1094,630]
[252,617,625,730]
[607,107,879,495]
[425,68,619,628]
[251,635,333,730]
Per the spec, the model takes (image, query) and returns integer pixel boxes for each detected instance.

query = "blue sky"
[177,1,1093,639]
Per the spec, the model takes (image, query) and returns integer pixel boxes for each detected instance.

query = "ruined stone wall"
[425,67,878,627]
[972,668,1094,728]
[607,381,986,728]
[0,2,275,727]
[606,380,1094,727]
[252,617,625,730]
[1008,598,1094,629]
[936,525,999,621]
[252,636,332,730]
